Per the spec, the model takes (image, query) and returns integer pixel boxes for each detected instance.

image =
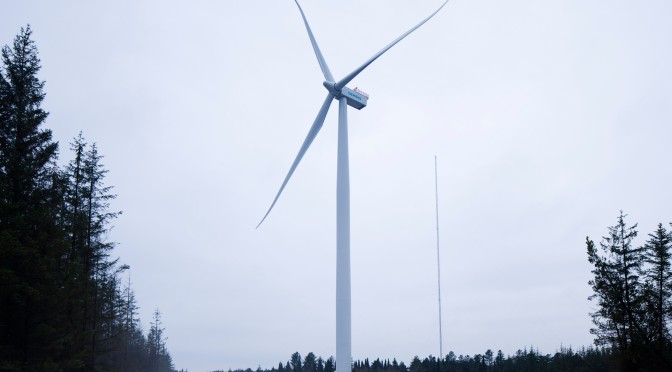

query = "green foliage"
[303,352,317,372]
[219,348,611,372]
[641,223,672,346]
[0,26,176,371]
[148,308,176,372]
[291,352,303,372]
[587,212,672,370]
[0,24,70,370]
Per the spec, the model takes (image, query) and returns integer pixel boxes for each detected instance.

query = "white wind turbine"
[258,1,450,370]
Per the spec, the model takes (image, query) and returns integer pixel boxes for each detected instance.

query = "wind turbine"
[258,1,450,370]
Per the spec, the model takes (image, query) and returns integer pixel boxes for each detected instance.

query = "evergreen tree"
[639,223,672,368]
[83,141,122,368]
[586,212,672,370]
[586,212,645,360]
[494,350,504,370]
[119,272,146,371]
[483,349,494,370]
[0,25,55,207]
[61,132,123,369]
[303,352,317,372]
[0,25,72,370]
[409,356,422,372]
[324,357,335,372]
[316,357,325,372]
[63,132,92,366]
[641,223,672,345]
[148,308,175,372]
[290,352,302,372]
[0,26,176,371]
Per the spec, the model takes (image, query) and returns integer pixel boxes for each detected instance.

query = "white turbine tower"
[258,1,450,371]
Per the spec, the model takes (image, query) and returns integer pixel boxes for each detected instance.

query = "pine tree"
[63,132,91,365]
[324,357,335,372]
[641,223,672,345]
[316,357,325,372]
[62,133,123,369]
[303,352,317,372]
[119,271,144,371]
[0,25,72,369]
[0,26,55,208]
[587,212,652,370]
[83,141,122,368]
[484,349,494,369]
[148,308,175,372]
[0,26,176,371]
[639,223,672,369]
[291,352,302,372]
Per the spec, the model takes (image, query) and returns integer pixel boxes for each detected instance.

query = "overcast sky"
[3,1,672,371]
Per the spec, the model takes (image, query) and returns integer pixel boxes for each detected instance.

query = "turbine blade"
[335,0,450,91]
[294,0,334,82]
[257,93,334,228]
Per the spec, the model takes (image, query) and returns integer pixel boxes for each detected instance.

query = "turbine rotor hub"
[323,80,339,95]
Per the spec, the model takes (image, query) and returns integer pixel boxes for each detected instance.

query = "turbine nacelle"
[339,86,368,110]
[323,80,368,110]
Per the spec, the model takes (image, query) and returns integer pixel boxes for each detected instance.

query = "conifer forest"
[2,24,672,372]
[0,27,175,371]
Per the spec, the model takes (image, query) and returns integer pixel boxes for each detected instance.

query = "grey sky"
[3,1,672,371]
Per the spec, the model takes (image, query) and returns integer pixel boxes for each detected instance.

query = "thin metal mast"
[434,155,443,359]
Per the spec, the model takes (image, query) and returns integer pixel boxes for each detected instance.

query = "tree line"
[220,210,672,372]
[219,347,612,372]
[586,211,672,371]
[0,26,175,371]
